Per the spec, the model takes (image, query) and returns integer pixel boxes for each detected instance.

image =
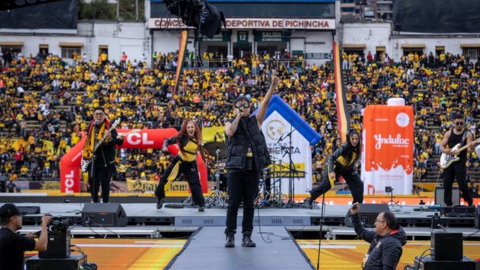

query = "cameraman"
[0,203,51,270]
[349,203,407,270]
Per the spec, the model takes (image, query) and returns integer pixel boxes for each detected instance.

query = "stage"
[5,198,479,270]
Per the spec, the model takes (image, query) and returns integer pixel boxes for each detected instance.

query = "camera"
[49,217,73,234]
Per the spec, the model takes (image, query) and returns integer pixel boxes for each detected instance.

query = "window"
[61,47,81,59]
[466,49,478,60]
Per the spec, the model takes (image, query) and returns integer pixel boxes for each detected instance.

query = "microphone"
[94,120,99,126]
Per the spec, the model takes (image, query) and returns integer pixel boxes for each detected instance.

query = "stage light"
[26,0,36,3]
[15,0,25,5]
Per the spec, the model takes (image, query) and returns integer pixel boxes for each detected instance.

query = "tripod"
[382,186,402,208]
[206,148,228,208]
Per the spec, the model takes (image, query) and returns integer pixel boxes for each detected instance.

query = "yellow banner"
[268,162,306,178]
[202,126,225,143]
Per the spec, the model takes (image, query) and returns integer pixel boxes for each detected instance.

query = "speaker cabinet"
[27,254,88,270]
[38,230,71,259]
[414,256,475,270]
[435,186,460,206]
[82,203,128,227]
[17,206,41,215]
[431,232,463,261]
[345,204,390,227]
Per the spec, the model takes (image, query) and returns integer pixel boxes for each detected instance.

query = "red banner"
[60,128,208,194]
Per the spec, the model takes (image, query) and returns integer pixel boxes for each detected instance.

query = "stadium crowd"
[0,48,480,191]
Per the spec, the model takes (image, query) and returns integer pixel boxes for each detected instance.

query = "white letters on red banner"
[60,129,208,193]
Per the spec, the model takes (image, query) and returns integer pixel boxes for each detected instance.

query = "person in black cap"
[81,107,125,203]
[0,203,52,270]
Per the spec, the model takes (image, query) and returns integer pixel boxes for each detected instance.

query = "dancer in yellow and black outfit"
[305,129,364,208]
[155,119,206,211]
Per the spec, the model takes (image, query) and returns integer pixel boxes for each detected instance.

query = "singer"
[305,129,364,208]
[223,70,280,248]
[82,107,125,203]
[154,119,206,211]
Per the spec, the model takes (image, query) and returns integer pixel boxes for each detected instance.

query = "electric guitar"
[81,119,121,172]
[440,138,480,169]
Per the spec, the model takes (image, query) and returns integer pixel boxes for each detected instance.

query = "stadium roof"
[0,0,66,11]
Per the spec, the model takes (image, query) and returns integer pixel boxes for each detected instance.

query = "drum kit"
[201,142,297,209]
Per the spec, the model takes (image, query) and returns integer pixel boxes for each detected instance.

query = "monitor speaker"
[345,204,390,227]
[82,203,128,227]
[431,232,463,261]
[17,206,41,215]
[414,256,476,270]
[434,186,460,207]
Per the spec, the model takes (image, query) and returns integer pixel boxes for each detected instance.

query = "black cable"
[414,248,431,270]
[85,222,108,239]
[88,219,123,238]
[256,207,272,244]
[464,229,480,239]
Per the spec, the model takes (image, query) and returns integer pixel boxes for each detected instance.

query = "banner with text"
[149,18,335,30]
[60,129,208,193]
[361,104,414,195]
[262,111,312,196]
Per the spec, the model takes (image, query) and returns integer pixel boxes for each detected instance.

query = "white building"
[1,0,480,66]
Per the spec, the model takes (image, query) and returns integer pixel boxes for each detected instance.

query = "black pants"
[443,161,473,206]
[155,157,205,207]
[225,169,259,233]
[89,163,114,203]
[310,168,364,204]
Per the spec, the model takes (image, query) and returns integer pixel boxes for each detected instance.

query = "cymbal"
[203,141,228,159]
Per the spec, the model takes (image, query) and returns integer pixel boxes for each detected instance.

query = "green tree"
[79,0,116,21]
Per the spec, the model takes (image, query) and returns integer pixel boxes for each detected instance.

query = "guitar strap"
[460,130,467,147]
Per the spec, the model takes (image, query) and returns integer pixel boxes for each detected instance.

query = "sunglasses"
[455,122,464,126]
[235,103,250,109]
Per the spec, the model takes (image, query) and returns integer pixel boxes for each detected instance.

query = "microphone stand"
[205,148,227,208]
[277,118,307,208]
[315,183,327,270]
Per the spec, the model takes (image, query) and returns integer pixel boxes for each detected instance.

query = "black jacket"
[328,142,359,173]
[352,213,407,270]
[93,128,124,168]
[226,116,270,172]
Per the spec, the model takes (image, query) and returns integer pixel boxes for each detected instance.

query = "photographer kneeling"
[0,203,51,270]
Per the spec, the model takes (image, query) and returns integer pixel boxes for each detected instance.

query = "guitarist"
[439,114,474,207]
[82,107,125,203]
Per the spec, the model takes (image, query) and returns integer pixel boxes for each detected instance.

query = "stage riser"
[20,214,476,228]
